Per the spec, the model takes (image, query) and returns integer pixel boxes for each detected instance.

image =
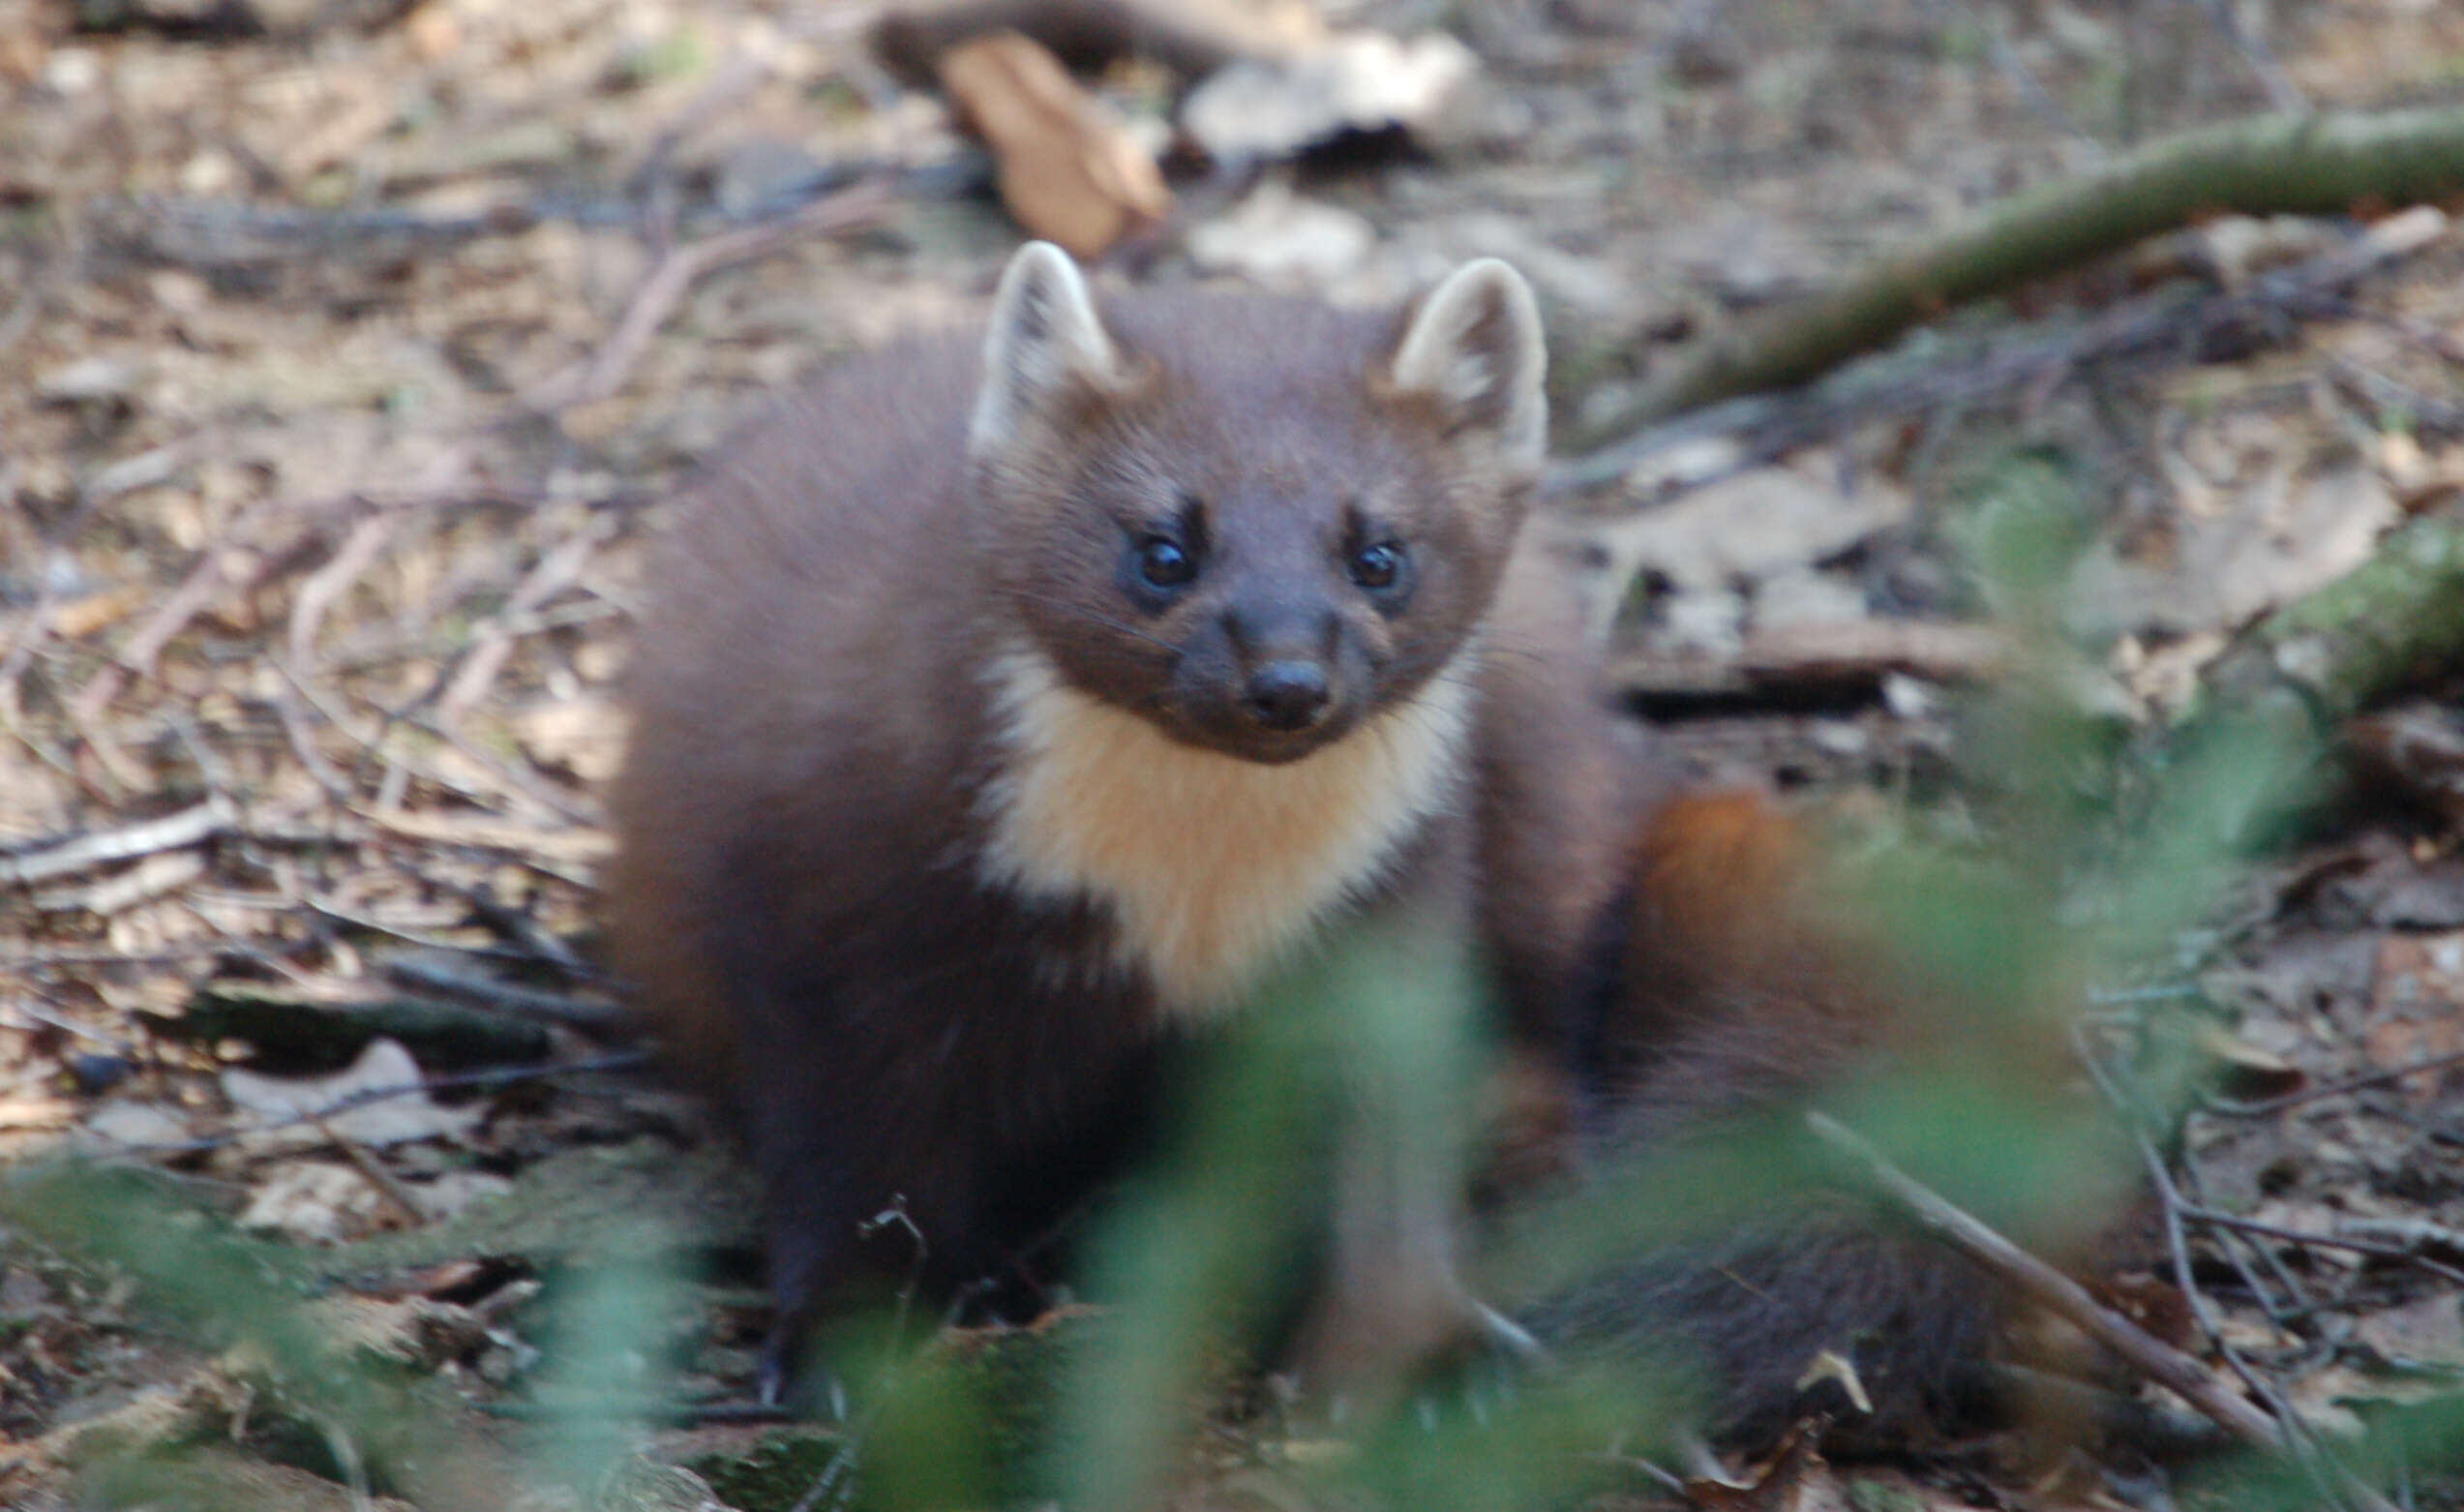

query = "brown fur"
[609,249,1631,1377]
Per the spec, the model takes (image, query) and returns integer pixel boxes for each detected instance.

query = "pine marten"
[609,243,1636,1395]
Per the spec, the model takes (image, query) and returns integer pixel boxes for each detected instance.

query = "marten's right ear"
[1383,258,1548,476]
[971,241,1127,456]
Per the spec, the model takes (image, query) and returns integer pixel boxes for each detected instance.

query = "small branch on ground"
[1547,205,2448,500]
[379,954,628,1038]
[0,798,236,889]
[108,1052,652,1158]
[2189,516,2464,746]
[1804,1110,2285,1451]
[160,980,557,1068]
[1566,105,2464,454]
[1607,620,2007,705]
[528,180,893,412]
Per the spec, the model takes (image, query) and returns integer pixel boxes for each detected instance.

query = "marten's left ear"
[972,241,1129,457]
[1384,258,1548,473]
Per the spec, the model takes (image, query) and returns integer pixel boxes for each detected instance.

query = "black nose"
[1244,661,1331,731]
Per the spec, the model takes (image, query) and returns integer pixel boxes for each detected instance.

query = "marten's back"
[608,334,995,1088]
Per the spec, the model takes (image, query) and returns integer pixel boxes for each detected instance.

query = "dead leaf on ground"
[1594,464,1913,596]
[2082,461,2400,639]
[2190,1017,2310,1103]
[2354,1294,2464,1371]
[2352,702,2464,831]
[239,1159,397,1242]
[939,30,1171,259]
[2364,932,2464,1104]
[1180,27,1479,164]
[223,1035,483,1149]
[1186,176,1372,286]
[510,695,625,785]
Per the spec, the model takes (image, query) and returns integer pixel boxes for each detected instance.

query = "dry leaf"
[223,1036,482,1149]
[1180,28,1477,164]
[238,1160,392,1243]
[2364,933,2464,1104]
[1186,177,1372,286]
[939,30,1171,258]
[2190,1018,2309,1103]
[2355,1294,2464,1370]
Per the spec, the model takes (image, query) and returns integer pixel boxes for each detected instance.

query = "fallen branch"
[102,1051,652,1158]
[158,982,556,1069]
[1805,1110,2284,1451]
[1546,205,2449,500]
[2191,516,2464,743]
[1568,105,2464,454]
[0,798,235,889]
[380,954,627,1037]
[1608,620,2007,705]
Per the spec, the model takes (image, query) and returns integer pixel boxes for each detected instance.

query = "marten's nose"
[1243,661,1331,731]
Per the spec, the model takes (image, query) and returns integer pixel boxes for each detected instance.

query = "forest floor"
[5,0,2464,1507]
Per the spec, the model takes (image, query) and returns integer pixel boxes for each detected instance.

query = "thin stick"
[105,1051,652,1157]
[2181,1206,2464,1289]
[0,797,236,888]
[1804,1110,2283,1450]
[532,180,891,412]
[2205,1045,2464,1116]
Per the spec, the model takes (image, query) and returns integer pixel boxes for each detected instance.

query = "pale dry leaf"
[237,1160,392,1243]
[223,1036,482,1149]
[77,1099,194,1150]
[509,695,625,785]
[2354,1294,2464,1370]
[411,1167,517,1222]
[1180,29,1477,164]
[1595,464,1912,593]
[1186,178,1374,287]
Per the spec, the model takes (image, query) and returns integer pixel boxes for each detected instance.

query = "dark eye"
[1137,536,1195,589]
[1350,542,1403,590]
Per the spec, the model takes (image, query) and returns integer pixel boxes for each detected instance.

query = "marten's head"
[965,242,1547,766]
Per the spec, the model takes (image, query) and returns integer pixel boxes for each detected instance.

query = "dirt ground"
[6,0,2464,1507]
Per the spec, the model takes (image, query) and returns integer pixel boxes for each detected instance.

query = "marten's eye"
[1136,536,1196,590]
[1349,542,1404,590]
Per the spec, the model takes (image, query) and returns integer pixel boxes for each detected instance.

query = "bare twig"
[323,1124,427,1227]
[2073,1030,2401,1512]
[2205,1045,2464,1116]
[1566,106,2464,453]
[1804,1109,2284,1449]
[459,884,592,979]
[1550,205,2450,499]
[379,954,626,1036]
[105,1052,652,1158]
[437,528,602,724]
[530,180,893,412]
[2182,0,2306,114]
[288,512,400,669]
[0,797,235,888]
[31,849,208,915]
[2181,1206,2464,1289]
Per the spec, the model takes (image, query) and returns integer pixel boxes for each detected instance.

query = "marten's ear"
[1384,258,1548,473]
[972,241,1127,455]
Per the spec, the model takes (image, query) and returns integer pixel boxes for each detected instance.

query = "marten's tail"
[1525,789,2013,1455]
